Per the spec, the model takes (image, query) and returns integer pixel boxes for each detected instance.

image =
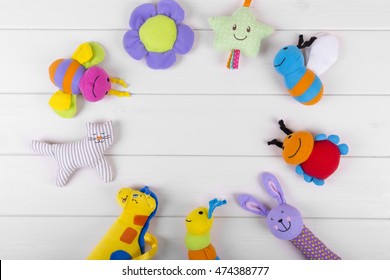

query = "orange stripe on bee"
[62,60,81,93]
[303,85,324,105]
[49,59,63,85]
[288,69,316,97]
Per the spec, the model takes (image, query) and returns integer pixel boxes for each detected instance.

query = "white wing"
[306,33,339,76]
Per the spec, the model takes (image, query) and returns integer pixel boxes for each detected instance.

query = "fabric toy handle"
[290,225,341,260]
[132,233,158,260]
[227,49,241,70]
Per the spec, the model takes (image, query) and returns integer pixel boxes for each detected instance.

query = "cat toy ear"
[86,122,95,131]
[261,172,286,205]
[208,198,227,219]
[104,121,113,131]
[236,195,269,217]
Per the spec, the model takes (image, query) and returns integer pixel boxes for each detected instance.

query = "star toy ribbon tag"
[209,0,274,69]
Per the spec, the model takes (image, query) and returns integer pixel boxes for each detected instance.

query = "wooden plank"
[0,0,389,30]
[0,94,388,156]
[1,30,390,96]
[0,216,388,259]
[0,156,388,218]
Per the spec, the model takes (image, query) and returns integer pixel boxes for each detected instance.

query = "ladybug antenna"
[278,120,293,135]
[297,34,317,49]
[267,139,283,149]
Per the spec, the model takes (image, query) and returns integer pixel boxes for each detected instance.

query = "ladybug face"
[282,131,314,165]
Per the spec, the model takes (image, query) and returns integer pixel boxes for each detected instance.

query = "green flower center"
[139,15,177,53]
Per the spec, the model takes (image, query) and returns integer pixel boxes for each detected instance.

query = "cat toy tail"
[31,140,54,157]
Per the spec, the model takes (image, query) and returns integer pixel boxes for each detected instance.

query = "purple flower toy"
[123,0,195,69]
[237,172,341,260]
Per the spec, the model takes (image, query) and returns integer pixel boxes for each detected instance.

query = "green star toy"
[209,0,274,69]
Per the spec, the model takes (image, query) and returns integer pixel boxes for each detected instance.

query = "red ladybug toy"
[267,120,349,186]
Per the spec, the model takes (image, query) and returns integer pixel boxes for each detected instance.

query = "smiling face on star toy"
[209,7,274,58]
[123,0,195,69]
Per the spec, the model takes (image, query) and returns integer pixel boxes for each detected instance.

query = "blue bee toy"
[274,34,339,105]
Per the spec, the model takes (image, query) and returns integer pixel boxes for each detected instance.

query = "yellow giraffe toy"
[87,186,158,260]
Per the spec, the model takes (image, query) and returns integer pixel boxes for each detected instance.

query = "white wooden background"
[0,0,389,260]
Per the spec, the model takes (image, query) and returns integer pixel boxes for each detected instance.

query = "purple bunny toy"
[237,172,341,260]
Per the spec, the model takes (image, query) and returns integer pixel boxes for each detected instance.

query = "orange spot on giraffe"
[134,215,148,226]
[120,227,137,244]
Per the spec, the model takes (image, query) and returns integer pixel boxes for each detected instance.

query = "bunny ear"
[261,172,286,205]
[236,195,269,217]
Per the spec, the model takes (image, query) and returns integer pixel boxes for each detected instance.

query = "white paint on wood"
[0,217,388,260]
[0,156,389,219]
[0,0,389,30]
[0,95,388,156]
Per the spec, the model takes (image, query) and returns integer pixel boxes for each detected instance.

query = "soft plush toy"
[273,33,339,105]
[267,120,348,186]
[123,0,195,69]
[88,186,159,260]
[185,198,227,260]
[31,121,114,187]
[49,42,130,118]
[209,0,273,69]
[237,172,341,260]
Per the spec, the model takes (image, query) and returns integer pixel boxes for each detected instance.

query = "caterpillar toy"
[185,198,227,260]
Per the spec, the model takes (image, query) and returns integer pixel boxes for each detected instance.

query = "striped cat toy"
[185,198,227,260]
[237,172,341,260]
[31,121,114,187]
[209,0,273,70]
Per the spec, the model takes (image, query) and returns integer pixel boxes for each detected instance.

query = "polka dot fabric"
[290,225,341,260]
